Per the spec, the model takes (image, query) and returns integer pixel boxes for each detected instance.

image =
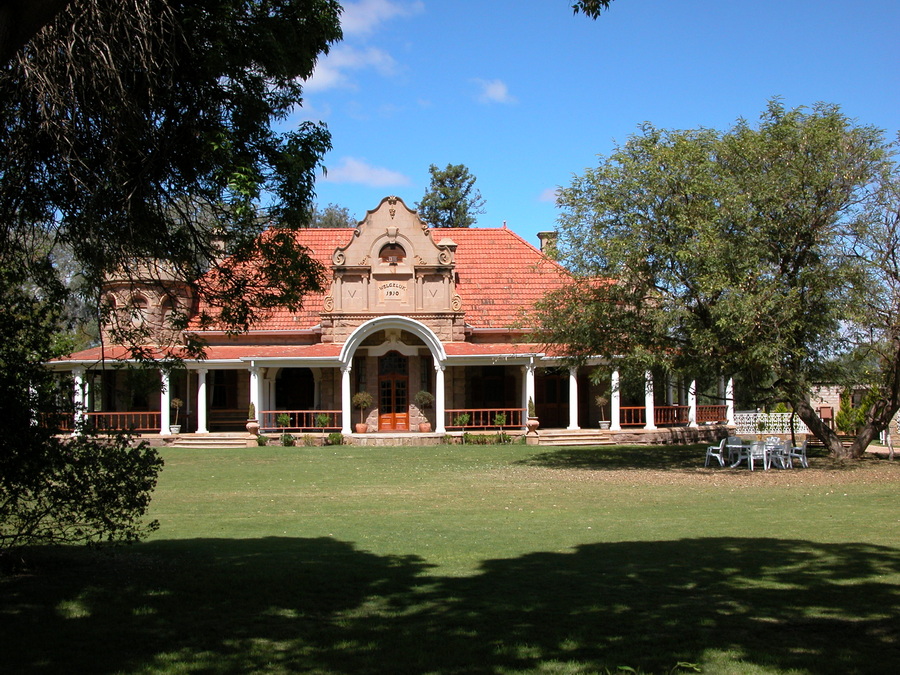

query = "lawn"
[3,443,899,674]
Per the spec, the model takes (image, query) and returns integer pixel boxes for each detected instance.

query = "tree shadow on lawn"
[3,536,898,674]
[520,443,846,472]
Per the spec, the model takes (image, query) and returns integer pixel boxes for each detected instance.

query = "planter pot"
[355,423,368,433]
[246,419,260,435]
[526,417,539,433]
[419,422,432,433]
[169,425,181,434]
[599,421,611,430]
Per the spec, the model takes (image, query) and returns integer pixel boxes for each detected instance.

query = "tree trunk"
[795,398,850,458]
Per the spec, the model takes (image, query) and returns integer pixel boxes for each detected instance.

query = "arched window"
[130,294,148,326]
[379,243,406,264]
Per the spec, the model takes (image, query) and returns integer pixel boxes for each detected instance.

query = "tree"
[0,0,342,552]
[535,100,893,459]
[309,203,357,228]
[571,1,617,19]
[416,163,486,228]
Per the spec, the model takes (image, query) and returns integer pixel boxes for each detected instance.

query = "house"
[50,196,731,444]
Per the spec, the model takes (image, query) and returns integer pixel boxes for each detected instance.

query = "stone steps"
[536,429,616,446]
[168,433,254,449]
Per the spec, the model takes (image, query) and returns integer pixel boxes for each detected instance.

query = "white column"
[726,376,735,426]
[160,370,171,434]
[248,366,260,419]
[435,364,446,433]
[643,370,657,430]
[196,368,209,433]
[525,362,536,418]
[610,369,621,431]
[567,366,580,430]
[72,367,86,434]
[688,379,698,428]
[340,366,352,434]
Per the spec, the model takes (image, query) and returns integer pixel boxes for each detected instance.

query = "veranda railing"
[445,408,525,430]
[260,410,342,433]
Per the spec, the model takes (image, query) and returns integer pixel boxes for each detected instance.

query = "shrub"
[302,434,316,447]
[281,433,295,447]
[256,434,269,447]
[327,432,344,446]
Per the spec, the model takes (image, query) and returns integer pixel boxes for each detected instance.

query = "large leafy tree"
[0,0,342,553]
[416,163,486,229]
[535,101,894,459]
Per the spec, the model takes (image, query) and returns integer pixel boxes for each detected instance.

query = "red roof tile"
[195,226,569,334]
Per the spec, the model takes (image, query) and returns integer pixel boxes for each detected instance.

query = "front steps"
[168,432,254,448]
[536,429,616,446]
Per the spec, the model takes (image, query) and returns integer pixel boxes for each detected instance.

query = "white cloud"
[341,0,425,37]
[305,45,398,92]
[321,157,412,187]
[539,187,560,203]
[473,78,517,105]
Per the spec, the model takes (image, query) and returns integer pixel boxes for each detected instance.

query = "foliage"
[315,412,331,430]
[1,0,342,347]
[537,100,893,458]
[527,396,536,418]
[0,261,162,553]
[170,397,183,426]
[276,413,291,429]
[413,390,434,409]
[256,434,269,447]
[0,432,163,552]
[416,163,486,228]
[326,432,343,446]
[309,202,356,228]
[571,0,617,19]
[352,390,373,425]
[453,413,471,427]
[281,433,295,447]
[595,395,609,422]
[247,402,256,420]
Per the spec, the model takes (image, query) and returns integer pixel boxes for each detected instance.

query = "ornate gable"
[320,196,464,343]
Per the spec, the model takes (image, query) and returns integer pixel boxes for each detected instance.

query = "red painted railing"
[260,410,341,432]
[445,408,525,429]
[697,405,728,424]
[619,405,726,427]
[86,411,161,432]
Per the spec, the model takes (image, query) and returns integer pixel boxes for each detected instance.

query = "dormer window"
[379,243,406,264]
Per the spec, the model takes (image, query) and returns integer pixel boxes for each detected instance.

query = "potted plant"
[316,412,331,439]
[494,412,507,443]
[169,397,183,434]
[596,395,610,430]
[352,391,374,433]
[526,396,539,433]
[413,390,435,432]
[245,401,260,435]
[276,412,292,446]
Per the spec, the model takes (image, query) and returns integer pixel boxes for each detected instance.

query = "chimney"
[537,231,558,254]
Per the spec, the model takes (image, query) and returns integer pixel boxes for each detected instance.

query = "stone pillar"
[435,364,446,433]
[567,366,579,430]
[688,380,698,428]
[160,370,171,434]
[196,368,209,433]
[643,370,657,430]
[340,366,352,435]
[610,369,621,431]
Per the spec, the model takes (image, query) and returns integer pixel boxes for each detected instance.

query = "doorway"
[378,351,409,431]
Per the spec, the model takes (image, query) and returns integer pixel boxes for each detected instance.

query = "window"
[379,243,406,264]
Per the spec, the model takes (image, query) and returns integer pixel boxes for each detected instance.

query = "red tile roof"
[193,226,570,335]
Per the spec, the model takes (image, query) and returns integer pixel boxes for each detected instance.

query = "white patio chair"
[766,438,791,469]
[705,438,727,467]
[747,440,769,471]
[789,439,809,468]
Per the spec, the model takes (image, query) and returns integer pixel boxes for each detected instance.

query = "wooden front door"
[378,351,409,431]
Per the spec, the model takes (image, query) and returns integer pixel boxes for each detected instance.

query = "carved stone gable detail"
[323,196,459,318]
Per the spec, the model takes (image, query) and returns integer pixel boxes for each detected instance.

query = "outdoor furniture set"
[705,436,808,471]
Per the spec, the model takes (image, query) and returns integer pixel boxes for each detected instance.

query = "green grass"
[3,443,899,674]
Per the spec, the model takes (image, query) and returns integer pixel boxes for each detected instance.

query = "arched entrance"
[378,351,409,431]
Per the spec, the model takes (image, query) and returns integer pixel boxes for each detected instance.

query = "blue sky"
[291,0,899,247]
